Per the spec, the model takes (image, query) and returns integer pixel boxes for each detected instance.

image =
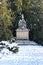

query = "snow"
[8,43,18,48]
[0,41,18,52]
[1,48,10,55]
[0,45,43,65]
[0,41,9,46]
[0,45,3,47]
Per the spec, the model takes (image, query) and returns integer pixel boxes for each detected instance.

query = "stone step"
[15,40,37,45]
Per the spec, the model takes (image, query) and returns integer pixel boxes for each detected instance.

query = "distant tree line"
[0,0,43,45]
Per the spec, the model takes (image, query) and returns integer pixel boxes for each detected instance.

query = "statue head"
[21,14,24,19]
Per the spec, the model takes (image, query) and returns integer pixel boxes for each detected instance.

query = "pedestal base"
[16,29,29,39]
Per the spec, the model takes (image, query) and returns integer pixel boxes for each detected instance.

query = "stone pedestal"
[16,29,29,39]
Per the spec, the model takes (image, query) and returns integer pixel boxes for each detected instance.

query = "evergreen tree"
[0,0,13,40]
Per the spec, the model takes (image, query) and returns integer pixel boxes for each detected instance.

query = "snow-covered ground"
[0,45,43,65]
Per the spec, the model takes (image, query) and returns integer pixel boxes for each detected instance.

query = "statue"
[18,14,26,29]
[16,14,29,40]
